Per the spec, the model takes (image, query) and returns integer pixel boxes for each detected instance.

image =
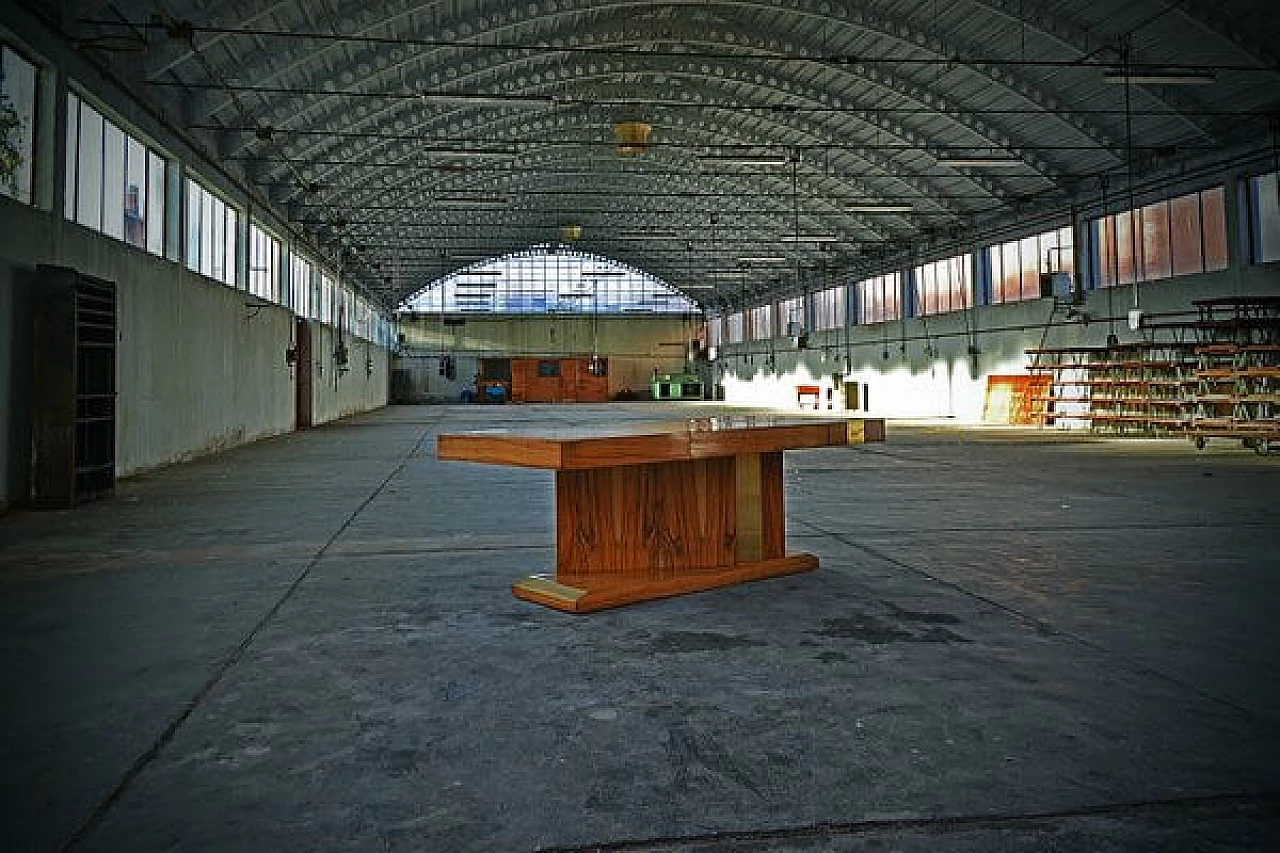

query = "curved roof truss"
[56,0,1280,310]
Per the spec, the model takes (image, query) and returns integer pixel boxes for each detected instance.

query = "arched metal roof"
[57,0,1280,309]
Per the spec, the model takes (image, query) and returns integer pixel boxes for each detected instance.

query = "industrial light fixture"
[617,230,681,239]
[681,285,716,290]
[614,121,652,156]
[559,223,582,242]
[738,256,789,264]
[424,146,519,157]
[846,203,915,213]
[780,234,840,243]
[1102,69,1216,85]
[435,196,508,206]
[418,92,553,106]
[936,154,1023,167]
[700,154,790,167]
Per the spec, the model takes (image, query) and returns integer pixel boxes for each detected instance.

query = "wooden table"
[436,415,885,613]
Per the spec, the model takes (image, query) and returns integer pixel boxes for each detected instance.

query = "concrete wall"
[0,196,390,508]
[715,265,1280,421]
[394,313,696,402]
[309,323,392,424]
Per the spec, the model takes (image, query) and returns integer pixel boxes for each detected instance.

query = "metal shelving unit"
[31,266,117,508]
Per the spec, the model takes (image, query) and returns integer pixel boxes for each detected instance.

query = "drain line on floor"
[60,419,441,852]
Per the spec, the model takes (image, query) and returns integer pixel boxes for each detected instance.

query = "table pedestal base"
[512,552,818,613]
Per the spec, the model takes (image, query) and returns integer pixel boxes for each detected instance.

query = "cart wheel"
[1194,436,1206,450]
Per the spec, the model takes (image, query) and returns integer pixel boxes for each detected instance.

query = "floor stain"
[649,631,765,654]
[812,615,969,644]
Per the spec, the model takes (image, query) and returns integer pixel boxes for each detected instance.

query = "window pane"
[1057,227,1075,279]
[1141,200,1172,281]
[952,255,971,309]
[1,47,38,205]
[272,242,280,301]
[211,198,225,281]
[64,93,78,220]
[999,242,1019,303]
[101,120,125,240]
[224,205,237,286]
[124,136,146,249]
[1170,192,1204,276]
[1096,217,1114,288]
[1019,236,1039,299]
[147,152,165,256]
[1201,187,1229,272]
[76,102,103,230]
[1254,172,1280,264]
[185,179,201,271]
[200,191,214,277]
[1114,210,1137,285]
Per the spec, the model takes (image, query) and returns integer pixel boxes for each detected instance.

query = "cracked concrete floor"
[1,404,1278,852]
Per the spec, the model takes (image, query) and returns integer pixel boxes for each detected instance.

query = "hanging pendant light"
[613,121,652,156]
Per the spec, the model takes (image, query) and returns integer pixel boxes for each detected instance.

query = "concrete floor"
[1,403,1278,852]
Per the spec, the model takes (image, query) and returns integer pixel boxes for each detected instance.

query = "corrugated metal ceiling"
[52,0,1280,308]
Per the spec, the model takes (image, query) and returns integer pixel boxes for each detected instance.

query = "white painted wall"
[310,323,392,423]
[0,196,390,505]
[716,266,1280,421]
[394,313,695,402]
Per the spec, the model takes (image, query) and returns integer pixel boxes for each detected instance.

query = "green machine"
[651,372,704,401]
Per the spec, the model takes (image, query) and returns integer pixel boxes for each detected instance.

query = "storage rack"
[1185,296,1280,451]
[1027,296,1280,451]
[31,266,117,507]
[1025,342,1198,436]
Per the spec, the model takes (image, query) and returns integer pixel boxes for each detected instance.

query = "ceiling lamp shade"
[560,223,582,242]
[614,121,652,156]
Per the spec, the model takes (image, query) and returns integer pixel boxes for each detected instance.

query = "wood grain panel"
[689,424,839,458]
[846,419,887,443]
[560,433,691,468]
[734,453,763,563]
[436,434,563,468]
[516,553,820,613]
[509,357,610,403]
[760,451,785,560]
[556,457,736,580]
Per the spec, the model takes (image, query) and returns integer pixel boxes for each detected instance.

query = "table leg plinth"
[512,552,819,613]
[512,453,810,613]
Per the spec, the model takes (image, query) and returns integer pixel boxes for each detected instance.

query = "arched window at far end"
[398,245,699,315]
